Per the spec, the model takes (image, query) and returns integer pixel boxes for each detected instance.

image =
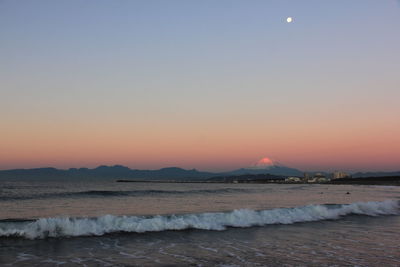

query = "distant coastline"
[116,175,400,186]
[1,165,399,185]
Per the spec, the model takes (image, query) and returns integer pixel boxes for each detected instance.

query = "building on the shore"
[303,172,330,183]
[332,171,350,179]
[302,171,351,183]
[316,177,329,183]
[285,177,302,182]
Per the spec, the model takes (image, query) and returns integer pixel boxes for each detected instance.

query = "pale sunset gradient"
[1,1,400,172]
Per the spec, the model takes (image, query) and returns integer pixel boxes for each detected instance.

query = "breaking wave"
[0,200,398,239]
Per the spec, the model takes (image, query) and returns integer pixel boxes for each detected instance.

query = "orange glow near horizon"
[1,112,400,172]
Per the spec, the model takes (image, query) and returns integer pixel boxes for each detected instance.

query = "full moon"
[286,17,293,23]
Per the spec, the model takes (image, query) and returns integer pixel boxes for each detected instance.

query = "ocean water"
[0,180,399,266]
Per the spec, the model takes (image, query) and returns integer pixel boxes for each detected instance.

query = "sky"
[1,0,400,172]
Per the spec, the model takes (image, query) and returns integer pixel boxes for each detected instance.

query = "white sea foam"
[0,200,398,239]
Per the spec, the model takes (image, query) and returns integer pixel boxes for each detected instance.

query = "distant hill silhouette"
[0,164,303,181]
[224,165,303,177]
[0,165,215,181]
[1,164,397,181]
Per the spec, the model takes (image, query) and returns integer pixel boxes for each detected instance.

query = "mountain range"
[0,157,304,181]
[0,158,398,181]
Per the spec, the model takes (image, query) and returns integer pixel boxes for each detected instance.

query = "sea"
[0,179,399,266]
